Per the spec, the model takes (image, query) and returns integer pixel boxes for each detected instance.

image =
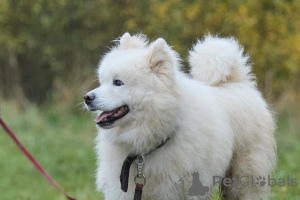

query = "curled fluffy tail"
[188,35,255,86]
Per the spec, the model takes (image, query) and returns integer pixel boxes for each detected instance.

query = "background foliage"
[0,0,299,199]
[0,0,299,106]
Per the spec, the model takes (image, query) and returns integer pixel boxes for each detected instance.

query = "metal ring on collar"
[134,174,146,185]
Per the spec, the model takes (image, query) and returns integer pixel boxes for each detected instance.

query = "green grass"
[269,110,300,199]
[0,101,299,199]
[0,102,102,200]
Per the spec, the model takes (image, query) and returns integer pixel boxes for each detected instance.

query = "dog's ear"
[147,38,173,73]
[119,32,148,49]
[119,32,131,47]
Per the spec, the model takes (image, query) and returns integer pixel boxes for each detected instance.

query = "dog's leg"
[220,139,276,200]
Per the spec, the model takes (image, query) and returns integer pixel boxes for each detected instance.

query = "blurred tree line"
[0,0,299,108]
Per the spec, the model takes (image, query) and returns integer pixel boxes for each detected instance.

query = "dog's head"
[85,33,180,133]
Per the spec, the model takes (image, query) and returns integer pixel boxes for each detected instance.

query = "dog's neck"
[101,120,177,155]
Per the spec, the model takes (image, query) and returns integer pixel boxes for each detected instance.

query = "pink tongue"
[94,111,114,123]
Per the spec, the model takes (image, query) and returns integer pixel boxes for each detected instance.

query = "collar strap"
[120,137,171,192]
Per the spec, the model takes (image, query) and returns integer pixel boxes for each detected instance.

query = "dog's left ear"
[147,38,174,74]
[119,32,148,49]
[119,32,132,48]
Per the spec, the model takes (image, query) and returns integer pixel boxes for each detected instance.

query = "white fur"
[188,35,254,86]
[86,33,276,200]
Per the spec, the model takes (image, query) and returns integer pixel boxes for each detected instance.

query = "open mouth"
[94,105,130,127]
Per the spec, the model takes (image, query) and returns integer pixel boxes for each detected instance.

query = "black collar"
[120,136,171,192]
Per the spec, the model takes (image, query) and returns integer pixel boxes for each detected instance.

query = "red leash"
[0,117,76,200]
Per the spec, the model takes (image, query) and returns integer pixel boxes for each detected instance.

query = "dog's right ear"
[119,32,148,49]
[147,38,175,72]
[147,38,179,85]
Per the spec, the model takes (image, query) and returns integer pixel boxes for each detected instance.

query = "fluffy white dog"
[84,33,276,200]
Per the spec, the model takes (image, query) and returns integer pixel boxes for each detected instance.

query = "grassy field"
[0,101,299,199]
[0,102,102,200]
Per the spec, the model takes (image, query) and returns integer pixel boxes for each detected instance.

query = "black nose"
[84,93,95,104]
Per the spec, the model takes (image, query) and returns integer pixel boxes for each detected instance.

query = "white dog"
[84,33,276,200]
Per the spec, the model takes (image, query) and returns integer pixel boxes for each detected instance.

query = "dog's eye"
[113,79,124,86]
